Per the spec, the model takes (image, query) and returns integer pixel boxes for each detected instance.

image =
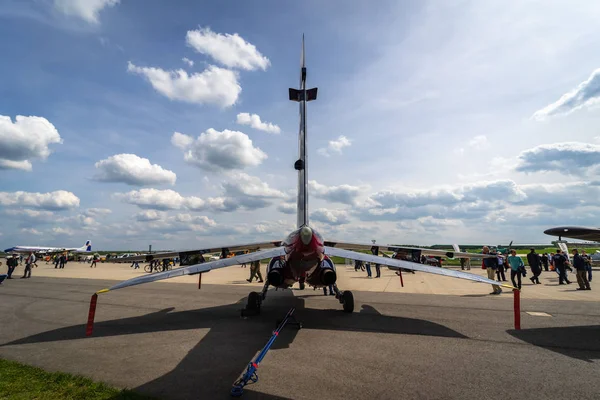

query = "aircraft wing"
[324,240,492,259]
[544,226,600,242]
[97,247,286,293]
[116,240,284,263]
[324,246,515,289]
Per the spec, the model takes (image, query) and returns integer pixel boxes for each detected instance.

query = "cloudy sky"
[2,0,600,251]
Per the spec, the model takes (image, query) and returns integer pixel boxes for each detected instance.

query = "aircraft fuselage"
[266,226,337,289]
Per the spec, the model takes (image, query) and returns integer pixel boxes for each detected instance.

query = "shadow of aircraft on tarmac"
[508,325,600,362]
[2,290,466,400]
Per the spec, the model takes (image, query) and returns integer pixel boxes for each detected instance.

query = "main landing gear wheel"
[342,291,354,313]
[241,291,261,317]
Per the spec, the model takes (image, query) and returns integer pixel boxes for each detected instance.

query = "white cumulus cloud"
[116,189,229,212]
[516,142,600,175]
[311,208,351,226]
[134,210,165,221]
[94,153,176,186]
[127,62,241,107]
[277,203,296,215]
[0,115,62,171]
[533,68,600,120]
[0,190,80,210]
[186,27,270,71]
[182,57,194,67]
[309,181,364,205]
[236,113,280,134]
[54,0,119,24]
[171,129,267,171]
[171,131,194,149]
[317,135,352,157]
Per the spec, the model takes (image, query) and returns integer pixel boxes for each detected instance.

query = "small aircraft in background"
[104,37,507,315]
[4,240,92,255]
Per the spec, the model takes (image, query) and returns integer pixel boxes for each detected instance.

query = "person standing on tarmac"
[21,252,34,279]
[527,248,542,284]
[582,250,592,282]
[572,249,591,291]
[541,253,549,272]
[507,250,524,289]
[483,246,502,295]
[553,249,571,285]
[496,252,507,282]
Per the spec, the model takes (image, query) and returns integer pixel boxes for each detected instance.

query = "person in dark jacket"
[541,253,549,271]
[527,248,542,284]
[6,255,18,279]
[572,249,591,290]
[552,249,571,285]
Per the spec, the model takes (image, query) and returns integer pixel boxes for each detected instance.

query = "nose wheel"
[341,290,354,313]
[241,291,261,317]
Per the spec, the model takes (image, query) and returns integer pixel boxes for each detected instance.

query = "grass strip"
[0,358,157,400]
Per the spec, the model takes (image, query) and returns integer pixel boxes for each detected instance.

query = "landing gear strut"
[333,284,354,313]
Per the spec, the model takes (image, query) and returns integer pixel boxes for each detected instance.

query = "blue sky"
[2,0,600,250]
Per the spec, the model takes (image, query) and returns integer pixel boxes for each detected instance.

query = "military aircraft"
[99,37,509,314]
[544,226,600,243]
[4,240,92,255]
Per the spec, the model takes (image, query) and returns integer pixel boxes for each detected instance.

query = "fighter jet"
[101,37,509,314]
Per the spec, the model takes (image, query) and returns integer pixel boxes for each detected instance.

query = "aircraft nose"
[300,226,313,245]
[544,227,567,235]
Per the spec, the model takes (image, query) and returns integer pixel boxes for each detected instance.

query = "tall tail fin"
[84,240,92,252]
[289,35,317,228]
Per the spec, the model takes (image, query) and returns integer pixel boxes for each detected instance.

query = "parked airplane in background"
[544,226,600,243]
[4,240,92,255]
[103,37,508,314]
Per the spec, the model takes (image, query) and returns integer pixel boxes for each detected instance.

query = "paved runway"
[1,277,600,399]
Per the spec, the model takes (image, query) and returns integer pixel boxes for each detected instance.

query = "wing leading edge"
[324,246,515,289]
[116,240,284,263]
[325,240,494,259]
[97,247,286,294]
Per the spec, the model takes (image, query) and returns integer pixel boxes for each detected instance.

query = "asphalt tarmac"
[1,276,599,400]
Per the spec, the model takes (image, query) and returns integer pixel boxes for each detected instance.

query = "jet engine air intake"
[320,268,337,285]
[267,269,284,287]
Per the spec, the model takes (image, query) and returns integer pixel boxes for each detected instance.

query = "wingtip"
[501,283,518,290]
[96,288,110,294]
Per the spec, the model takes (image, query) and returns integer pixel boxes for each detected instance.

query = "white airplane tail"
[78,240,92,252]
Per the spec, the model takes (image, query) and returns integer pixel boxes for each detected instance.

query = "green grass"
[0,358,157,400]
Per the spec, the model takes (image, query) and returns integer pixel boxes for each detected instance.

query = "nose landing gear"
[333,284,354,313]
[241,280,270,317]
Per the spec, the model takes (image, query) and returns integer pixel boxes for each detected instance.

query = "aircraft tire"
[342,291,354,313]
[247,291,261,312]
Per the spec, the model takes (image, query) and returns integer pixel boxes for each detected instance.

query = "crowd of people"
[481,246,592,294]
